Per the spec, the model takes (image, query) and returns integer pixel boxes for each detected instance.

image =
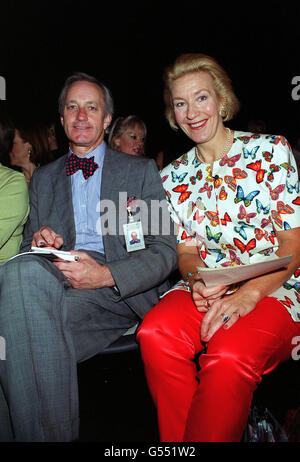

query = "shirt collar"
[68,141,106,164]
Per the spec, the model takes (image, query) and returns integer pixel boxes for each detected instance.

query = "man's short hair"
[58,72,114,117]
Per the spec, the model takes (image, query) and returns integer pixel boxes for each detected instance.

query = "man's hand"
[53,250,116,290]
[31,226,64,249]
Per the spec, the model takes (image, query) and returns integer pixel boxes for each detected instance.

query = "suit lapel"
[53,155,76,249]
[101,147,130,254]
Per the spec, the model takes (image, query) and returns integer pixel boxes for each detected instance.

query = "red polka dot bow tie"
[66,154,99,179]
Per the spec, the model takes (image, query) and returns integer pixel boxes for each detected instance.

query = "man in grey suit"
[0,73,177,441]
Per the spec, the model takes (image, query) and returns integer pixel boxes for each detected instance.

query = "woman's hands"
[199,285,261,342]
[192,278,228,312]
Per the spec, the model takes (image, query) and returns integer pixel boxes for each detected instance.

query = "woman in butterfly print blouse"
[137,53,300,442]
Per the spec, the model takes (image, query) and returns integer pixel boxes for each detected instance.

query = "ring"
[221,314,230,323]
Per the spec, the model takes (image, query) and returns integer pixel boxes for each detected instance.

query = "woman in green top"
[0,113,29,263]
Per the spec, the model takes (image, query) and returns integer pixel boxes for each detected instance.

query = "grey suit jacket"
[21,146,177,318]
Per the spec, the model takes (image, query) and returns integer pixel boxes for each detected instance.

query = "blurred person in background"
[108,115,147,156]
[0,112,29,263]
[10,122,54,186]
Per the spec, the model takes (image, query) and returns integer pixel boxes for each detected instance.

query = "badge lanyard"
[123,197,145,252]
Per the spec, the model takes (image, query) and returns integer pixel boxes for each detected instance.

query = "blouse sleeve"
[268,137,300,232]
[0,171,29,248]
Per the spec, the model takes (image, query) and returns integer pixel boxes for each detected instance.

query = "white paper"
[197,255,293,287]
[7,247,78,263]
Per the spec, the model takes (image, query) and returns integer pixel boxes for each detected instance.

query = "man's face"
[61,80,111,155]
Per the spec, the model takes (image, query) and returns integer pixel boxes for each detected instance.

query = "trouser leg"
[138,292,300,442]
[0,257,79,441]
[184,297,300,442]
[0,256,138,441]
[137,291,204,441]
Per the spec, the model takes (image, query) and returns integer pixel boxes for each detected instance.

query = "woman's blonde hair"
[108,115,147,152]
[163,53,240,130]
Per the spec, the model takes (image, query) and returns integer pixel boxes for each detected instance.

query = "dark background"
[1,0,300,162]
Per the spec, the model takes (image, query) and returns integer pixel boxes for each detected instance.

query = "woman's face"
[171,71,223,145]
[114,124,145,156]
[9,130,31,167]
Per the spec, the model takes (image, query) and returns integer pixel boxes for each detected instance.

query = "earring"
[28,149,32,158]
[219,106,227,119]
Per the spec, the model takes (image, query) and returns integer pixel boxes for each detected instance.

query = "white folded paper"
[197,255,293,287]
[7,246,78,262]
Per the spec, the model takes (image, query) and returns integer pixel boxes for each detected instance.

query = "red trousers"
[137,291,300,442]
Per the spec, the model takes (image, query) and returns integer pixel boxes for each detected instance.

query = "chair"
[100,324,139,355]
[77,324,159,441]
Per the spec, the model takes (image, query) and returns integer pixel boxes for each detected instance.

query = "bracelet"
[184,271,196,288]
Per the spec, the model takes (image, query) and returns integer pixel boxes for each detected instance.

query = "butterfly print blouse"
[161,131,300,321]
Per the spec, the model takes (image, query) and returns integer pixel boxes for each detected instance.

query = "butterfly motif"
[271,201,294,228]
[219,186,228,201]
[219,153,241,167]
[267,135,289,147]
[237,134,260,144]
[198,182,213,198]
[221,243,236,251]
[294,269,300,278]
[262,149,274,162]
[172,184,192,204]
[221,249,241,267]
[171,171,188,183]
[246,160,266,183]
[280,162,295,177]
[171,153,188,169]
[180,230,193,242]
[237,204,257,223]
[221,212,231,226]
[266,135,279,145]
[233,237,256,254]
[206,225,222,244]
[268,230,276,245]
[267,164,280,182]
[192,156,201,168]
[214,177,223,188]
[266,182,285,200]
[256,199,271,215]
[242,146,259,159]
[292,196,300,206]
[187,201,195,219]
[280,296,294,308]
[205,210,219,227]
[261,248,274,256]
[200,247,210,260]
[234,221,255,240]
[190,169,203,185]
[224,168,248,191]
[234,185,260,207]
[283,281,300,294]
[286,181,300,194]
[193,209,205,224]
[254,228,269,241]
[261,216,272,228]
[205,167,223,188]
[209,248,225,262]
[205,166,213,183]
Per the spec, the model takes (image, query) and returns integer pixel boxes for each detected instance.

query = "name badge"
[123,196,145,252]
